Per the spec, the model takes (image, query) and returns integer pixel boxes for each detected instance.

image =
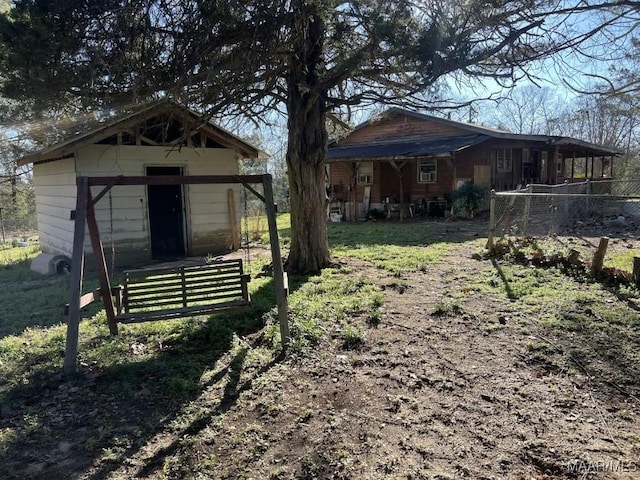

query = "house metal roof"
[326,134,490,160]
[329,107,622,158]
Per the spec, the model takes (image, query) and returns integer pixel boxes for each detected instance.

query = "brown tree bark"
[284,1,331,274]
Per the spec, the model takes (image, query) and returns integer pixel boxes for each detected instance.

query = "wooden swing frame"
[64,174,289,377]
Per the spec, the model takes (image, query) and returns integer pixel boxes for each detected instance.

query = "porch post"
[610,155,614,178]
[388,159,407,221]
[584,152,588,179]
[554,146,560,184]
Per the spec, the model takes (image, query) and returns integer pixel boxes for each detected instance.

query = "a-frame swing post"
[86,186,118,335]
[64,177,89,377]
[262,174,290,349]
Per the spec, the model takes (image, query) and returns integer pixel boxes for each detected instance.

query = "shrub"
[452,183,486,218]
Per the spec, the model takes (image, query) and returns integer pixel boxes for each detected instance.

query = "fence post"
[633,257,640,288]
[0,207,4,244]
[591,237,609,276]
[487,190,496,250]
[523,184,532,236]
[563,180,569,219]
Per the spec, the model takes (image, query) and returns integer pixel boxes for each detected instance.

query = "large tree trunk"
[285,1,331,274]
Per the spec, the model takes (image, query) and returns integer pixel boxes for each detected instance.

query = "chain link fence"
[488,180,640,244]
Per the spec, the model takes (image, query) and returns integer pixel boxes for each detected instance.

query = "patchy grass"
[0,243,83,338]
[0,220,638,480]
[268,267,383,353]
[607,248,638,272]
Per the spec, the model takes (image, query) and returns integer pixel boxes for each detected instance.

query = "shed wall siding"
[75,145,240,262]
[33,158,77,257]
[186,151,241,255]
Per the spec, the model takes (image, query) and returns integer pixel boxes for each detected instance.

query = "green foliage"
[340,324,365,350]
[452,183,486,218]
[0,0,583,114]
[271,269,382,353]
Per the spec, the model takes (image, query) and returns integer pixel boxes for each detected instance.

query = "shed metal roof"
[17,100,262,166]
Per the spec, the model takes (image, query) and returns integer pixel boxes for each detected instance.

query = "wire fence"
[488,179,640,244]
[0,210,37,244]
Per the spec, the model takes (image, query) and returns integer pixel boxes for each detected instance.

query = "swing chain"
[242,185,250,267]
[109,189,115,280]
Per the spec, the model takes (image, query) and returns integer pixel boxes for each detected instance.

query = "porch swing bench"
[113,259,251,324]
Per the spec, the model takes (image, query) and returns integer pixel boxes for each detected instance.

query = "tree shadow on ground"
[327,218,486,248]
[0,274,307,480]
[548,287,640,402]
[488,257,640,403]
[490,258,516,300]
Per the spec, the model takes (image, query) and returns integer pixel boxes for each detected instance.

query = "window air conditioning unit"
[420,172,436,182]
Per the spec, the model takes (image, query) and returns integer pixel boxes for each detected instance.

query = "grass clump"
[267,269,382,353]
[341,324,365,350]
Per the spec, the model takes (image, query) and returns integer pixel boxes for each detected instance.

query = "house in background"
[326,108,620,220]
[18,100,260,272]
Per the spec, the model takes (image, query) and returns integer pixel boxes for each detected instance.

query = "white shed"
[18,100,260,271]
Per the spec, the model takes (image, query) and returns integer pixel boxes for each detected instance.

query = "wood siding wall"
[328,144,491,208]
[339,115,472,145]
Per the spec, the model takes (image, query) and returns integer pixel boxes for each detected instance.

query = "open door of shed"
[146,166,186,259]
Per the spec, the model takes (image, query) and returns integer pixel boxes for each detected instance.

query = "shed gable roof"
[18,100,261,166]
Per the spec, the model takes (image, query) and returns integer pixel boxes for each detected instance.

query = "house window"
[357,162,373,184]
[496,149,512,172]
[418,159,437,183]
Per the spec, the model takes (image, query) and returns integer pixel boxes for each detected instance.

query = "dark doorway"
[146,166,186,259]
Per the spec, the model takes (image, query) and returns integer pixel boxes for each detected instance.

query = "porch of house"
[492,145,617,192]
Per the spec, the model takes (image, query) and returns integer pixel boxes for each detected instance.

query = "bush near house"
[452,183,486,218]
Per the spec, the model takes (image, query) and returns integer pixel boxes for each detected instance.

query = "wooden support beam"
[241,182,266,203]
[87,174,266,186]
[64,177,89,378]
[388,160,406,221]
[86,186,118,335]
[633,257,640,288]
[63,286,123,315]
[88,176,123,210]
[263,174,290,350]
[140,135,160,146]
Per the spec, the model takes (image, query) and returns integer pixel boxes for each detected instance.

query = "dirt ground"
[3,223,639,480]
[180,244,637,480]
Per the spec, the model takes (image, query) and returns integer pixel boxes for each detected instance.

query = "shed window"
[418,159,437,183]
[357,162,373,184]
[496,149,512,172]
